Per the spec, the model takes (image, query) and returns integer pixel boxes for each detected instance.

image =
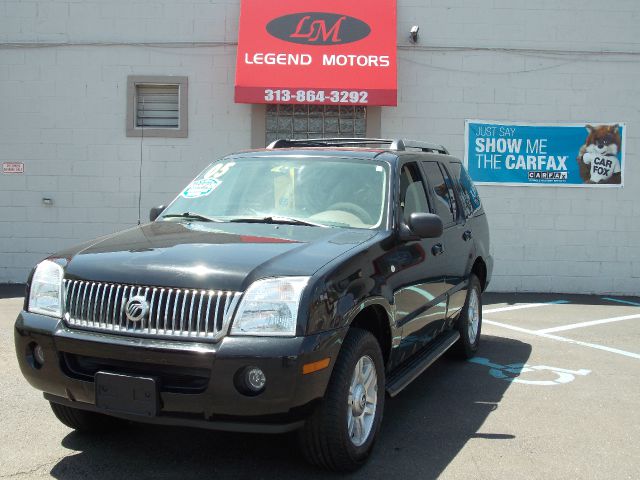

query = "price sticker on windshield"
[181,178,220,198]
[204,162,235,180]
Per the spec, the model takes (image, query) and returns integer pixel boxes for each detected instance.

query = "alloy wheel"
[467,288,480,344]
[347,355,378,447]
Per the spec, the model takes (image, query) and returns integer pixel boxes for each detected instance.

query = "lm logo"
[266,12,371,45]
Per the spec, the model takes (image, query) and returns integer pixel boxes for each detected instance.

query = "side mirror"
[408,212,443,238]
[149,205,166,222]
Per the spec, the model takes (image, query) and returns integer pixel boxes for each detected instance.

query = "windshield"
[160,156,389,229]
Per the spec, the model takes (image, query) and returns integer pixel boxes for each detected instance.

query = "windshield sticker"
[204,162,235,180]
[181,178,220,198]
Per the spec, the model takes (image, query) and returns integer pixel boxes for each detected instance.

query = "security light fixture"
[410,25,419,43]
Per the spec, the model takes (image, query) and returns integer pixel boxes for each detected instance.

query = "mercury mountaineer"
[15,138,492,471]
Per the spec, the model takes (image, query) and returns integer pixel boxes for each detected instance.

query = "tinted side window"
[449,162,482,217]
[421,161,455,224]
[441,165,459,221]
[399,163,430,223]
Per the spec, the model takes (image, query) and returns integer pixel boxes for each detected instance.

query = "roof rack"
[266,138,449,155]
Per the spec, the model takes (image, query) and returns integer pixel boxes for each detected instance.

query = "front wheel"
[452,274,482,359]
[298,328,385,472]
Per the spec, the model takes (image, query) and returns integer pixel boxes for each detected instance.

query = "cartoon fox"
[576,124,622,184]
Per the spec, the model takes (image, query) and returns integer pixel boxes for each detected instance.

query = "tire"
[452,274,482,359]
[298,328,385,472]
[49,401,121,432]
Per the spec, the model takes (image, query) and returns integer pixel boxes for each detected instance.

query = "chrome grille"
[63,280,242,341]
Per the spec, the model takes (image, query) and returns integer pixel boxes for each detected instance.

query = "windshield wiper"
[161,212,223,223]
[227,216,327,227]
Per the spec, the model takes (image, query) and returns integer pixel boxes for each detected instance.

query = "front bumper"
[15,311,346,433]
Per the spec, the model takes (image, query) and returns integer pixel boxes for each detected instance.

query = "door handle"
[463,230,473,241]
[432,243,444,256]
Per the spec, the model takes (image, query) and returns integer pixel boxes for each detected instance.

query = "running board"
[386,330,460,397]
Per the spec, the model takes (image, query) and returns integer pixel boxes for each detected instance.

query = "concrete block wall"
[0,1,247,282]
[388,0,640,294]
[1,0,639,294]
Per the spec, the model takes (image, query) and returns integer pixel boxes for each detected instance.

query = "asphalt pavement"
[1,287,639,479]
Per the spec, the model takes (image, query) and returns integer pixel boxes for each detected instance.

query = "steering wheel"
[326,202,374,224]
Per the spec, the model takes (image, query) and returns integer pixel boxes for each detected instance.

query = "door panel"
[442,223,469,319]
[394,241,448,333]
[420,161,471,321]
[392,162,447,364]
[442,162,479,320]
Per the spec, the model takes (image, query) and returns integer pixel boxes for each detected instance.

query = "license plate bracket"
[95,371,158,417]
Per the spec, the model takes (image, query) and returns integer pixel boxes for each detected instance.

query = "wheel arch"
[471,256,488,292]
[346,301,393,367]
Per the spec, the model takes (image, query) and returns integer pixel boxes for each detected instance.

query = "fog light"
[33,344,45,365]
[28,342,45,369]
[245,367,266,392]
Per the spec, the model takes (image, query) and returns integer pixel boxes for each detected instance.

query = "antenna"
[137,94,144,225]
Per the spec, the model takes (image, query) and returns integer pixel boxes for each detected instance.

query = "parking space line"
[536,313,640,334]
[483,300,569,314]
[602,297,640,307]
[484,318,640,360]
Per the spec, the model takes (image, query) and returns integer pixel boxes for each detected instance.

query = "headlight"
[28,260,64,318]
[230,277,309,336]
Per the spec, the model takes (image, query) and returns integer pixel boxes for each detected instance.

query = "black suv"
[15,138,492,471]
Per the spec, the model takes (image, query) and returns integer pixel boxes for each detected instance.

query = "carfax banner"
[464,120,625,187]
[235,0,397,106]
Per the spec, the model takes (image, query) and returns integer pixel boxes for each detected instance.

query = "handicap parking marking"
[536,313,640,334]
[602,297,640,307]
[469,357,591,386]
[484,319,640,361]
[483,300,569,315]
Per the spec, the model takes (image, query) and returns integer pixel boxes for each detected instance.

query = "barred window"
[136,84,179,128]
[126,76,188,138]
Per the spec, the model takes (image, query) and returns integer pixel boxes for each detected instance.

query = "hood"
[57,221,377,291]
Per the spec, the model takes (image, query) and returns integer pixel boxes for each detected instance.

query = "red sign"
[2,162,24,174]
[235,0,397,106]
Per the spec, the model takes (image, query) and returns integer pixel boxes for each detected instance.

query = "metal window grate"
[266,104,367,146]
[136,84,180,128]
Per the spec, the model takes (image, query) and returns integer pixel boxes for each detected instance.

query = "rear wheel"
[49,402,121,432]
[452,274,482,359]
[298,328,385,472]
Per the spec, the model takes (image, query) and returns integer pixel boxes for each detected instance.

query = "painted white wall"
[0,1,247,282]
[0,0,639,294]
[388,0,640,294]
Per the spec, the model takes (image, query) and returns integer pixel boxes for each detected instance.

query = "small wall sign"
[2,162,24,174]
